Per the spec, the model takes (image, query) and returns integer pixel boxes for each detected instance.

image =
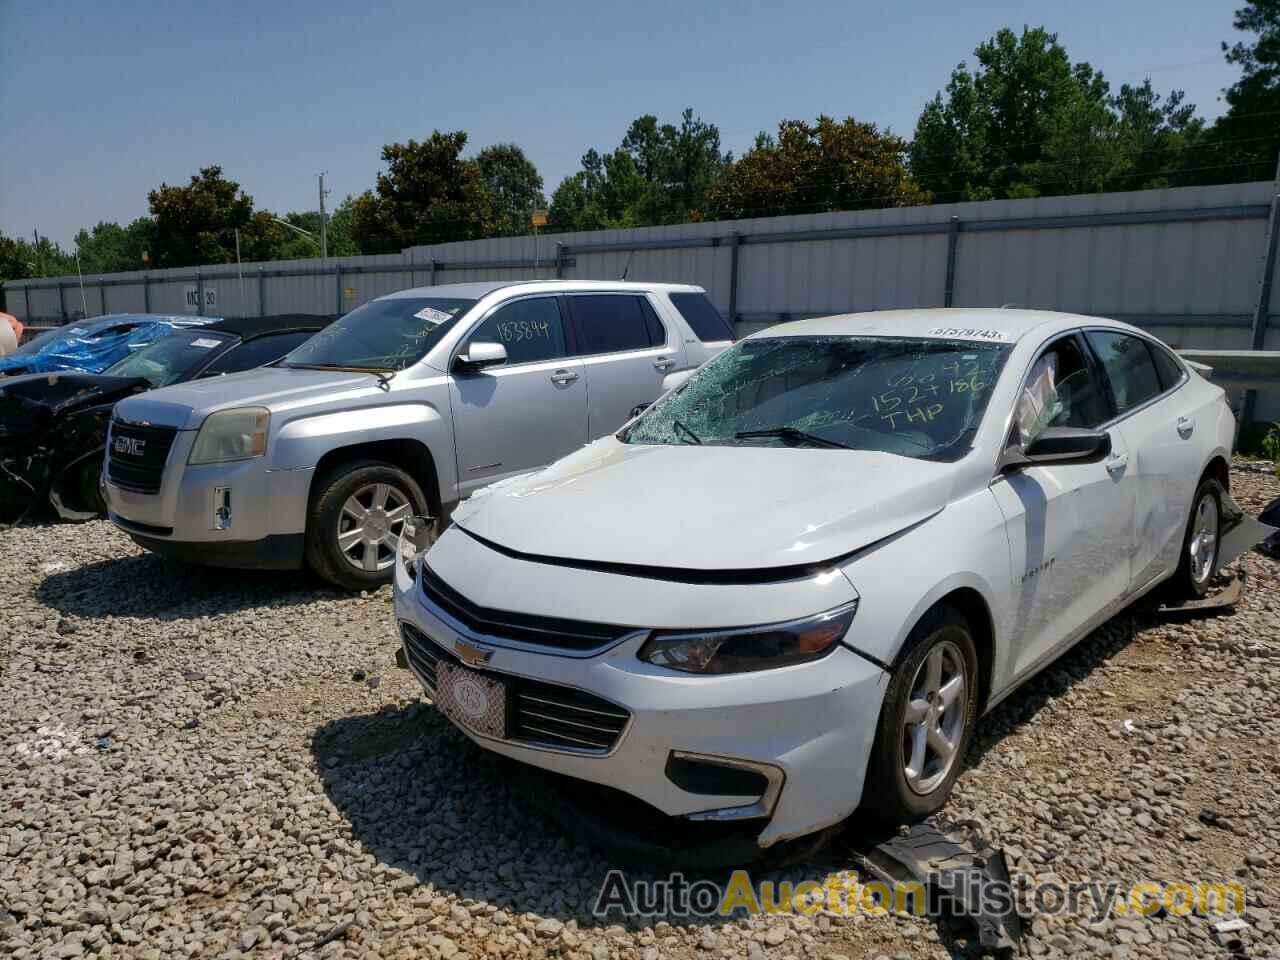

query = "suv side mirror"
[1000,426,1111,472]
[454,342,507,372]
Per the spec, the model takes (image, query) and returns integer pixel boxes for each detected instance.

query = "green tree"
[72,218,156,273]
[350,132,495,253]
[0,231,76,281]
[910,27,1203,199]
[476,144,545,235]
[147,166,275,267]
[1198,0,1280,183]
[706,116,927,219]
[549,109,729,230]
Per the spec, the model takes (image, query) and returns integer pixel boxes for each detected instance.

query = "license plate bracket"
[434,661,507,739]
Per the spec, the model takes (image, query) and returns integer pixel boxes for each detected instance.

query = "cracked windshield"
[281,297,478,371]
[623,335,1011,460]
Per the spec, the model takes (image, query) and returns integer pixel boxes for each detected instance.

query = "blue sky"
[0,0,1246,247]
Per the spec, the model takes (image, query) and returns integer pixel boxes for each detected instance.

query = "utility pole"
[318,172,330,260]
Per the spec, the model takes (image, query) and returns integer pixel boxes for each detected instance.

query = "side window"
[468,297,567,365]
[567,295,657,355]
[1085,331,1163,414]
[1013,335,1111,447]
[202,332,316,375]
[669,292,735,341]
[1148,341,1186,391]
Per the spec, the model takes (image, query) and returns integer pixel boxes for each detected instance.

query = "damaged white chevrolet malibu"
[393,308,1237,861]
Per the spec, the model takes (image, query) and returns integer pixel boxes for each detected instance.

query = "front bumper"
[392,540,889,849]
[104,424,312,566]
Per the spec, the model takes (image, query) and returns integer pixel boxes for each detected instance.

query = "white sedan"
[393,309,1236,858]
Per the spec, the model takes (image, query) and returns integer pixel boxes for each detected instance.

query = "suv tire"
[305,460,429,591]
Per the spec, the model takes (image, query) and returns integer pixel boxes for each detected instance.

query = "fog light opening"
[666,751,785,822]
[212,486,232,530]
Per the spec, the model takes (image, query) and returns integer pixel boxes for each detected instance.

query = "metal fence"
[7,180,1280,418]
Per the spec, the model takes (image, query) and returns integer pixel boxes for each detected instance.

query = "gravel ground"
[2,465,1277,960]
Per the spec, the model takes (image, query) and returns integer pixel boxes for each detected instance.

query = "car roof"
[201,313,333,339]
[377,279,707,301]
[753,308,1142,345]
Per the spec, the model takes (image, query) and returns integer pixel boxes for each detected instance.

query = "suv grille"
[400,622,631,754]
[107,421,176,494]
[420,564,636,651]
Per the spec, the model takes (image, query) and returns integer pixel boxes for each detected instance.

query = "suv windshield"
[104,331,233,387]
[281,297,477,371]
[621,335,1011,461]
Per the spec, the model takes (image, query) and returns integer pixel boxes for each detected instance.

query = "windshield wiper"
[734,426,851,449]
[672,418,703,445]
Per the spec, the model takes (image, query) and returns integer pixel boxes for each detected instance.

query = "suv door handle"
[653,356,676,371]
[550,370,579,385]
[1176,416,1195,438]
[1105,453,1129,476]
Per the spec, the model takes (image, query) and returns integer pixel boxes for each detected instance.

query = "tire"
[304,460,430,591]
[77,455,107,516]
[863,604,979,825]
[1169,477,1222,600]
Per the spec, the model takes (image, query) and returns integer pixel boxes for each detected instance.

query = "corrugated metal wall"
[7,181,1279,417]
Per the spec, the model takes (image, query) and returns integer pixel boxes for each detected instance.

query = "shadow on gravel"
[35,552,334,620]
[312,703,990,956]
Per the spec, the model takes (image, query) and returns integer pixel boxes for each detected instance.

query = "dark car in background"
[0,314,331,521]
[0,313,219,377]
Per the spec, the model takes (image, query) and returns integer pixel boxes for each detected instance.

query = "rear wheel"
[863,605,978,824]
[1170,478,1222,599]
[304,461,429,591]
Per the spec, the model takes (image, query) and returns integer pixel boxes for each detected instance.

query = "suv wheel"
[305,461,429,591]
[863,604,978,825]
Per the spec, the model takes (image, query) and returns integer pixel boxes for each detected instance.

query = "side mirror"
[454,342,507,372]
[1000,426,1111,472]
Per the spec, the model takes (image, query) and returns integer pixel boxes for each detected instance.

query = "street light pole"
[318,172,330,260]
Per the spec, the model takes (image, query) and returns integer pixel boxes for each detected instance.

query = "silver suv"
[104,280,733,589]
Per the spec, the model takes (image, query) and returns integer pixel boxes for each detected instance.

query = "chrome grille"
[107,421,176,495]
[399,621,630,754]
[420,564,635,652]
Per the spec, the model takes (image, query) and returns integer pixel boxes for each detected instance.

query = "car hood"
[0,373,149,439]
[113,366,385,430]
[452,437,960,573]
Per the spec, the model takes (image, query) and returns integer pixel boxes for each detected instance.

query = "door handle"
[1105,453,1129,476]
[1176,416,1195,438]
[550,370,579,385]
[653,356,676,371]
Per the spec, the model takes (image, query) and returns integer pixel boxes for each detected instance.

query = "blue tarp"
[0,314,220,376]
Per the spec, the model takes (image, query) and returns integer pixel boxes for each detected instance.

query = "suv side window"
[1013,334,1111,447]
[566,294,659,355]
[202,331,317,375]
[467,297,567,365]
[1085,330,1163,414]
[669,292,735,341]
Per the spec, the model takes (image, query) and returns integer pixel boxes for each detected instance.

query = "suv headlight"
[638,602,857,674]
[188,407,271,465]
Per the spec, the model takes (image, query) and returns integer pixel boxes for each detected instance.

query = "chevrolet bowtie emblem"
[454,639,493,667]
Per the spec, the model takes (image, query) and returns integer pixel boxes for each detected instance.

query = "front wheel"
[304,461,429,591]
[863,605,978,825]
[1170,479,1222,599]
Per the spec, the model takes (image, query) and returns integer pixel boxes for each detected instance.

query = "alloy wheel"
[336,482,412,573]
[902,639,968,796]
[1188,492,1219,587]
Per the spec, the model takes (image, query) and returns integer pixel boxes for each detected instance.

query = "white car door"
[989,332,1137,680]
[449,295,588,496]
[1083,329,1199,592]
[563,293,685,437]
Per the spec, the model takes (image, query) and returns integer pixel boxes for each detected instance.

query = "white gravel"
[1,464,1277,959]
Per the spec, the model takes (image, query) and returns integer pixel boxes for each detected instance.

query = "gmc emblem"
[114,436,146,456]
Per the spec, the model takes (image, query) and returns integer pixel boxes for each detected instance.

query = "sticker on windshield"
[67,328,87,336]
[190,338,222,349]
[414,306,454,326]
[928,326,1010,342]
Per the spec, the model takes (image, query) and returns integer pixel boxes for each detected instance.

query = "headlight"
[638,602,857,674]
[397,515,438,581]
[188,408,270,465]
